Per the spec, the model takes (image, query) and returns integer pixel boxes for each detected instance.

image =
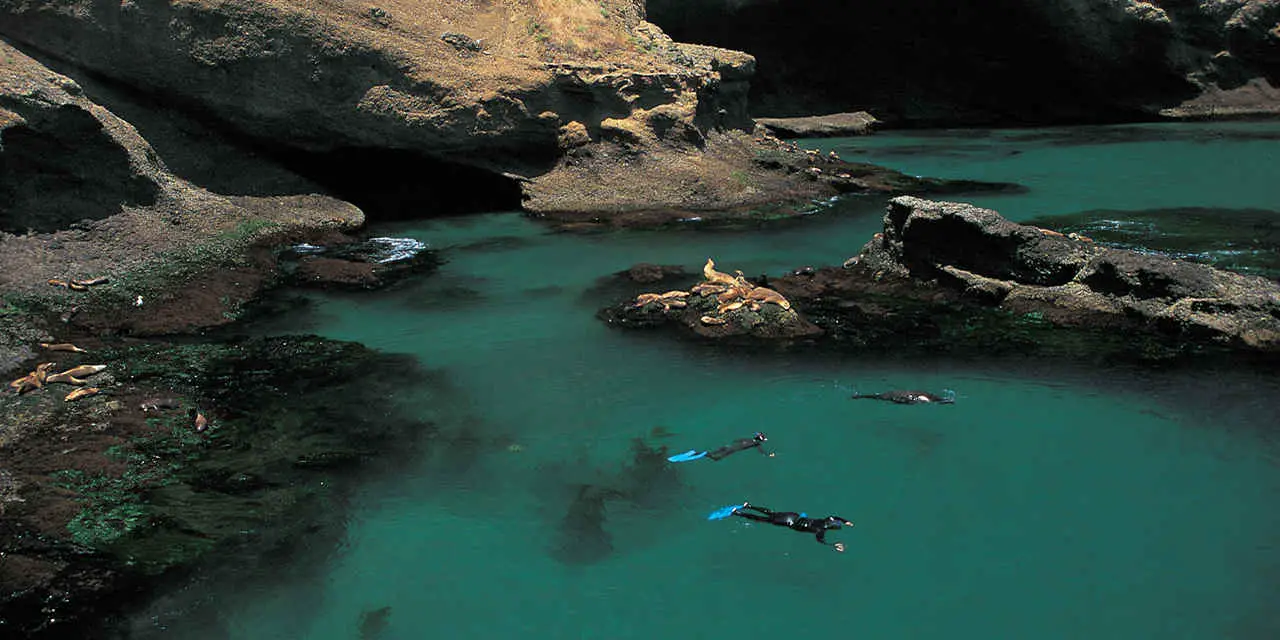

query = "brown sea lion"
[700,315,727,326]
[39,342,87,353]
[746,286,792,310]
[57,364,106,378]
[8,374,38,394]
[691,282,727,297]
[702,259,739,286]
[716,299,746,315]
[191,409,209,432]
[64,387,100,402]
[45,372,86,386]
[70,276,109,287]
[47,279,70,288]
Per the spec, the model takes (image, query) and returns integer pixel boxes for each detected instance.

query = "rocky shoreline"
[3,0,1280,635]
[600,197,1280,364]
[0,333,441,638]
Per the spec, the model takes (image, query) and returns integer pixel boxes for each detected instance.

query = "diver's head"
[753,431,767,442]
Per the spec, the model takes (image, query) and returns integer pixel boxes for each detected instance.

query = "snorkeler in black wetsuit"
[667,432,774,463]
[732,503,853,552]
[850,389,955,405]
[707,432,773,460]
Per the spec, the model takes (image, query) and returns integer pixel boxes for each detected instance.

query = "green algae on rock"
[0,335,437,638]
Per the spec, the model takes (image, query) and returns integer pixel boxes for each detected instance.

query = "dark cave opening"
[268,146,528,222]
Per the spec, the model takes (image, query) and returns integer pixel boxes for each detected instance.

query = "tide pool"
[137,122,1280,640]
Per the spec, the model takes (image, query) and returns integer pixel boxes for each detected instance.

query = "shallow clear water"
[149,122,1280,639]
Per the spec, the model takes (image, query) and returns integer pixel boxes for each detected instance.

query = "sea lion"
[8,374,39,394]
[851,390,956,405]
[39,342,87,353]
[191,409,209,432]
[57,364,106,378]
[47,279,69,288]
[691,282,727,297]
[64,387,100,402]
[45,372,86,386]
[633,290,689,311]
[716,299,746,314]
[702,258,739,287]
[746,286,792,310]
[140,397,182,412]
[70,276,109,287]
[700,315,727,326]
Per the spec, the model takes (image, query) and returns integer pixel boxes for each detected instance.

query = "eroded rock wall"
[1,42,164,234]
[0,0,767,213]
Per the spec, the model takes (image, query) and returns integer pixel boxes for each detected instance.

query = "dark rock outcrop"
[648,0,1280,126]
[754,111,879,138]
[603,198,1280,362]
[280,236,440,290]
[838,196,1280,354]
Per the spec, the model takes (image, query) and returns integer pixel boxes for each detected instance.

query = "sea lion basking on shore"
[851,389,956,405]
[39,342,88,353]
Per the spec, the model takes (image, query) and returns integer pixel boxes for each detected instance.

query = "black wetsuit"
[732,504,850,546]
[851,390,954,405]
[705,435,771,461]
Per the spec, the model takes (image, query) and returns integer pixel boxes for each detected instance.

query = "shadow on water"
[540,431,684,566]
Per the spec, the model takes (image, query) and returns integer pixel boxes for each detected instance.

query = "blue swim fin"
[707,503,744,521]
[667,450,708,463]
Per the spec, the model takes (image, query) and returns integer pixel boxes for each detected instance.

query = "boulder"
[754,111,879,138]
[851,196,1280,353]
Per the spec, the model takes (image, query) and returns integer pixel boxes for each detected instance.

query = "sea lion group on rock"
[691,259,792,324]
[631,258,795,321]
[617,257,814,338]
[8,359,109,401]
[47,276,110,292]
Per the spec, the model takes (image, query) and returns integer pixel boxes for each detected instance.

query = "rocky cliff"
[0,0,820,215]
[648,0,1280,125]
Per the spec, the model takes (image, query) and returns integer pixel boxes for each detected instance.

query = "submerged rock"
[282,236,440,290]
[0,335,437,638]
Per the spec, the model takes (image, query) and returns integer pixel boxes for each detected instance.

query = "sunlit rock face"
[0,1,768,213]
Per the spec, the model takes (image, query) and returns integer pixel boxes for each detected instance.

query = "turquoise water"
[148,123,1280,639]
[817,121,1280,217]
